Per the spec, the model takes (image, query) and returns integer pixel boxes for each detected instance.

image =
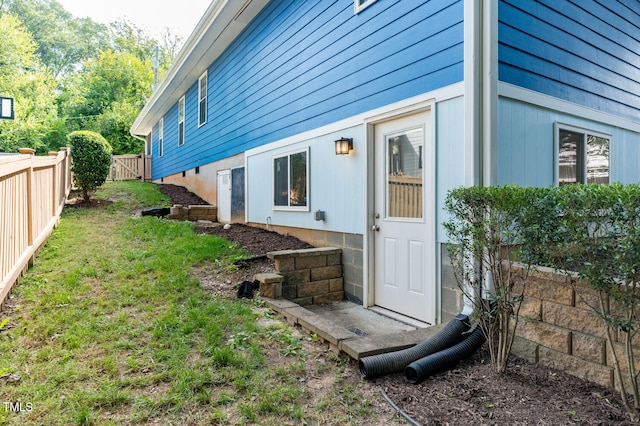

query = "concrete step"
[263,298,446,359]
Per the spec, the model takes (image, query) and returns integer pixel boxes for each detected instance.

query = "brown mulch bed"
[196,224,313,255]
[157,183,210,205]
[160,183,638,425]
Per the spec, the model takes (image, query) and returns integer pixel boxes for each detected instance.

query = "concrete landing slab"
[306,301,416,337]
[262,298,443,360]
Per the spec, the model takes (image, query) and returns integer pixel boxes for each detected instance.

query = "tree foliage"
[0,0,183,154]
[0,12,57,153]
[61,49,153,153]
[5,0,109,78]
[69,130,112,202]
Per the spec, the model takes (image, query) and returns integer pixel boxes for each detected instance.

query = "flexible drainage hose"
[404,326,486,384]
[359,313,471,379]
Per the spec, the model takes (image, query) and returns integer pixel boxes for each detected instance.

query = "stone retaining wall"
[266,247,344,306]
[511,265,629,390]
[247,223,364,304]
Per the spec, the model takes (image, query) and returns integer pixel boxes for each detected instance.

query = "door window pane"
[387,128,423,218]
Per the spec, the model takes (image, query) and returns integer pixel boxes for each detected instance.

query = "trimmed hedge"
[445,183,640,415]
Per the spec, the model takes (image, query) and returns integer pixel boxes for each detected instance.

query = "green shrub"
[446,183,640,417]
[69,130,112,202]
[522,183,640,418]
[444,185,539,373]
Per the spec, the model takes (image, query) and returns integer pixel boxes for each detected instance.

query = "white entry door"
[373,111,435,324]
[217,170,231,223]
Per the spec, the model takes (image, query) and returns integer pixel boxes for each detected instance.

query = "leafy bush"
[446,183,640,416]
[69,130,112,202]
[444,185,538,373]
[522,183,640,417]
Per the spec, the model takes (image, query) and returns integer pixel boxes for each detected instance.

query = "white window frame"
[272,147,310,212]
[554,122,611,185]
[158,117,164,158]
[178,95,185,146]
[355,0,378,14]
[198,71,208,127]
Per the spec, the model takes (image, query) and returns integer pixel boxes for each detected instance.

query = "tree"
[0,12,58,153]
[4,0,109,78]
[1,1,182,154]
[69,130,112,202]
[61,49,153,154]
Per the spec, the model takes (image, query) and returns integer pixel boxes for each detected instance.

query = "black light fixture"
[334,137,353,155]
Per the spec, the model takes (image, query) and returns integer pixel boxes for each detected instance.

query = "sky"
[56,0,213,40]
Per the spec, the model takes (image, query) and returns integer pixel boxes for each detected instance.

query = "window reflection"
[558,128,609,185]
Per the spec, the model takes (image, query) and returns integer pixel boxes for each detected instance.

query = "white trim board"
[499,82,640,134]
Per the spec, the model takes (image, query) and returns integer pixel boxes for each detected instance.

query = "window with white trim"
[198,71,207,127]
[158,118,164,157]
[273,148,309,210]
[556,123,610,185]
[178,95,185,146]
[355,0,378,13]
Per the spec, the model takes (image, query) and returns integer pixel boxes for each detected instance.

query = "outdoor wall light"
[334,137,353,155]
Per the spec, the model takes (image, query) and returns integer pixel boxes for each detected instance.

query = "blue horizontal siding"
[498,0,640,124]
[153,0,463,179]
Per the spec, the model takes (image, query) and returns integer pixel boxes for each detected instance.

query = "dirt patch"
[65,190,113,208]
[162,183,636,425]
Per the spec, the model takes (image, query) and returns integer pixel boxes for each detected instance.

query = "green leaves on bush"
[69,130,112,202]
[445,183,640,417]
[444,185,538,373]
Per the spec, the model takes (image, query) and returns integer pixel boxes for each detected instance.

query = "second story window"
[158,118,164,157]
[178,96,185,146]
[198,71,208,127]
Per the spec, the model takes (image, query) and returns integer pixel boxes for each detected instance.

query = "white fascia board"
[499,82,640,133]
[130,0,271,136]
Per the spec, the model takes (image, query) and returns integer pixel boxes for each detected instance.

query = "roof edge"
[131,0,270,135]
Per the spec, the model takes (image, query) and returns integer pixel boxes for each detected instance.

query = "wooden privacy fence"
[0,148,72,308]
[110,154,151,181]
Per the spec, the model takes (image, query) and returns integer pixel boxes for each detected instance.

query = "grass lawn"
[0,182,386,425]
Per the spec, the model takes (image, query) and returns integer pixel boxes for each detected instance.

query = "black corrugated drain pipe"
[359,313,471,380]
[404,326,486,384]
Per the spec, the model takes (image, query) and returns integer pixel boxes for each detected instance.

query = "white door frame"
[362,99,437,324]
